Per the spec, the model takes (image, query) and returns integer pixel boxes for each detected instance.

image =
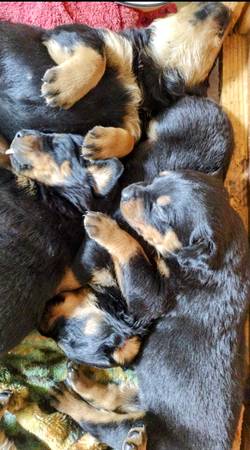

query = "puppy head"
[7,130,123,196]
[150,2,230,92]
[40,287,141,368]
[120,170,231,271]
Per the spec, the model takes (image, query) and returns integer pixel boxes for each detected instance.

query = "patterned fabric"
[0,332,136,449]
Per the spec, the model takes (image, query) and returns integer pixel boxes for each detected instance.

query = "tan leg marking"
[67,365,138,413]
[82,126,135,160]
[51,386,144,425]
[84,212,147,263]
[42,41,106,109]
[102,30,141,143]
[122,426,147,450]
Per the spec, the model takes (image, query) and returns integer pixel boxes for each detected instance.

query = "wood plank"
[221,34,249,230]
[238,4,250,34]
[222,2,246,32]
[220,33,249,450]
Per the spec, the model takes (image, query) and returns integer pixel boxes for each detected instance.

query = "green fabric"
[0,331,136,449]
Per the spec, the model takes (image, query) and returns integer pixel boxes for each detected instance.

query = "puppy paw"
[84,212,118,245]
[82,126,121,160]
[50,382,78,416]
[123,426,147,450]
[41,65,81,109]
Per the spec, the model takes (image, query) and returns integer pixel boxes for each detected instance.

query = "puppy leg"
[51,384,144,426]
[85,212,170,321]
[41,30,106,109]
[82,126,135,159]
[66,363,139,413]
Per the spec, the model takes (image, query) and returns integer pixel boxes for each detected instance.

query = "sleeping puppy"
[0,131,124,354]
[15,95,233,367]
[0,3,230,158]
[51,171,250,450]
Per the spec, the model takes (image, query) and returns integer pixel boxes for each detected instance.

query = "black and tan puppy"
[12,96,233,368]
[0,3,230,157]
[52,170,250,450]
[0,131,124,354]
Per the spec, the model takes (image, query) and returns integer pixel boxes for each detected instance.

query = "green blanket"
[0,331,136,449]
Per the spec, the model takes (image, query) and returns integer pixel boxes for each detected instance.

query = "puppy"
[53,170,249,450]
[0,131,123,354]
[15,96,233,367]
[0,3,230,158]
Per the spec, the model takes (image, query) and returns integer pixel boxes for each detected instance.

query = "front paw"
[84,212,118,244]
[123,426,147,450]
[41,66,77,109]
[50,382,77,416]
[82,126,116,160]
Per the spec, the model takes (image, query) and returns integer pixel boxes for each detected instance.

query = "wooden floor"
[220,28,250,450]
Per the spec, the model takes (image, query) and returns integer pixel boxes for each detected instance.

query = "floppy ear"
[176,227,219,271]
[85,158,124,196]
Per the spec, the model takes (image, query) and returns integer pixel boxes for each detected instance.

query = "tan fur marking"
[0,136,10,168]
[84,313,103,336]
[56,268,81,294]
[11,137,72,186]
[150,3,229,87]
[42,41,106,109]
[42,288,99,331]
[147,119,158,141]
[121,199,182,255]
[112,336,141,366]
[83,126,135,159]
[67,366,138,413]
[71,434,101,450]
[102,30,141,141]
[156,195,171,206]
[159,171,171,177]
[85,213,147,263]
[87,164,113,194]
[91,268,116,287]
[15,175,36,195]
[155,256,170,278]
[52,388,144,425]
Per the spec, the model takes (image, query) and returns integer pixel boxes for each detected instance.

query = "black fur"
[0,133,124,354]
[0,2,230,141]
[83,171,250,450]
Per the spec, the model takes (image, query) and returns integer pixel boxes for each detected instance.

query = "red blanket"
[0,2,176,30]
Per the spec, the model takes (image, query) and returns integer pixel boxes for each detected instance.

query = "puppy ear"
[85,158,124,196]
[176,227,218,271]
